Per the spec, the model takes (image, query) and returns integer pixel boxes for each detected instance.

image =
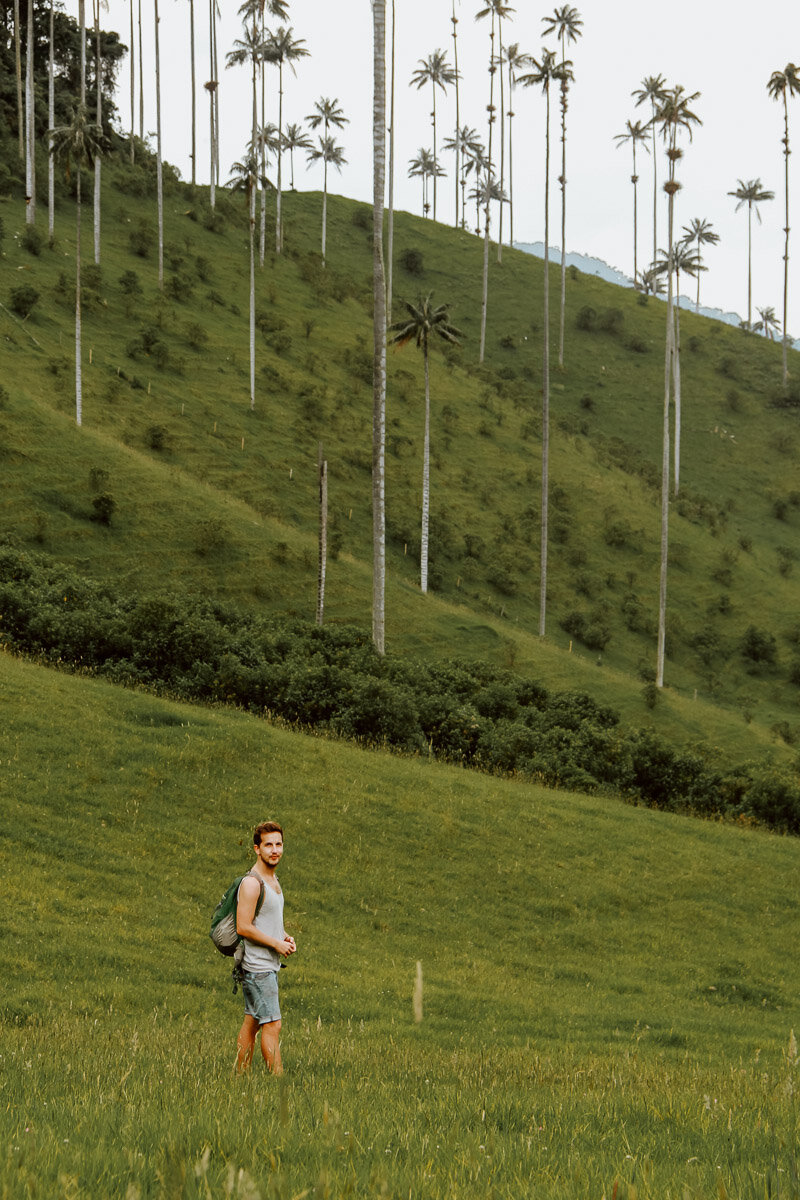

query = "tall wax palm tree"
[613,118,649,285]
[389,297,462,594]
[306,136,347,266]
[755,306,781,340]
[206,0,220,208]
[371,0,387,654]
[409,49,457,223]
[680,217,719,311]
[283,123,311,188]
[51,104,107,428]
[633,74,667,270]
[443,125,483,228]
[652,83,701,687]
[228,151,259,410]
[501,42,527,246]
[652,240,702,494]
[542,5,582,367]
[227,18,264,269]
[154,0,164,289]
[463,138,487,230]
[128,0,135,161]
[264,26,308,253]
[728,179,774,330]
[475,0,514,349]
[187,0,196,184]
[92,0,103,263]
[408,148,444,218]
[473,170,507,362]
[48,0,55,236]
[518,48,567,637]
[15,0,24,161]
[387,0,396,320]
[767,63,800,385]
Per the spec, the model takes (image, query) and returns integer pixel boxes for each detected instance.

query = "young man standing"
[235,820,296,1073]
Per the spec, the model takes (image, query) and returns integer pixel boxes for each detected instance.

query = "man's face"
[255,831,284,869]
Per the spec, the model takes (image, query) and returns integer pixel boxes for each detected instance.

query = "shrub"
[560,610,612,651]
[195,518,229,556]
[119,270,142,295]
[740,625,777,667]
[399,248,424,275]
[575,305,597,331]
[599,307,624,335]
[91,493,116,525]
[9,284,39,317]
[129,222,154,257]
[145,425,168,451]
[21,226,44,256]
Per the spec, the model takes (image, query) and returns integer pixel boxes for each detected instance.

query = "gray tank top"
[240,874,285,972]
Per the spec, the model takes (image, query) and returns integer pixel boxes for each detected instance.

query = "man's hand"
[278,935,297,958]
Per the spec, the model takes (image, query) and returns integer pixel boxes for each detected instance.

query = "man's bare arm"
[236,876,296,956]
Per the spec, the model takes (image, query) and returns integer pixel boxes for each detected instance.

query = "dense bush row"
[1,544,798,834]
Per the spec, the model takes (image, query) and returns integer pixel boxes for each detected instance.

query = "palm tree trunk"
[189,0,196,186]
[316,445,328,626]
[746,204,752,329]
[79,0,86,103]
[321,157,328,265]
[371,0,387,655]
[93,0,102,264]
[154,0,164,290]
[276,62,284,253]
[48,0,55,239]
[25,0,35,224]
[420,345,431,594]
[451,0,459,228]
[539,86,551,639]
[497,21,504,262]
[781,94,790,387]
[208,0,215,209]
[650,106,658,270]
[631,142,638,284]
[673,281,681,494]
[557,71,567,367]
[386,0,395,323]
[431,83,438,222]
[249,182,255,410]
[657,176,676,689]
[75,167,83,427]
[259,10,266,266]
[137,0,144,139]
[479,196,490,361]
[129,0,135,161]
[507,58,514,246]
[15,0,24,161]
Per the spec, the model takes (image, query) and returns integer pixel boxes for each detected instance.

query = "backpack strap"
[245,870,266,919]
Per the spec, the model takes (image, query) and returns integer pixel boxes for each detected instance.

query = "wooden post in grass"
[316,443,328,627]
[413,960,423,1023]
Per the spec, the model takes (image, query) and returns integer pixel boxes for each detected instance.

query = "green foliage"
[9,284,40,317]
[129,220,154,257]
[21,225,44,256]
[91,493,116,525]
[399,247,424,275]
[119,269,142,295]
[740,625,777,667]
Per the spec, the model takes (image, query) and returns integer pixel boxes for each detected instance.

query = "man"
[235,820,296,1073]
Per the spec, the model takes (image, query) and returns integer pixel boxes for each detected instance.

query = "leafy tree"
[728,179,774,330]
[680,217,719,311]
[228,151,260,410]
[306,135,347,266]
[767,63,800,385]
[542,5,582,367]
[51,103,108,427]
[389,296,462,593]
[632,74,667,268]
[614,118,650,285]
[264,26,309,253]
[409,49,457,223]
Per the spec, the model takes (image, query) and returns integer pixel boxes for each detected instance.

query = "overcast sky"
[69,0,798,333]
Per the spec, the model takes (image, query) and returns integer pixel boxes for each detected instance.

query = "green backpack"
[210,872,265,958]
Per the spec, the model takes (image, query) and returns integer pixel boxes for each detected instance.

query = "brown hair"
[253,820,284,846]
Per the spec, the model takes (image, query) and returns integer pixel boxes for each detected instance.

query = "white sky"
[70,0,798,332]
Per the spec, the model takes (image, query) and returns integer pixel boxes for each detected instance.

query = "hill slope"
[1,167,800,763]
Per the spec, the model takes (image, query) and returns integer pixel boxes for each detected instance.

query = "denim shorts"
[242,970,281,1025]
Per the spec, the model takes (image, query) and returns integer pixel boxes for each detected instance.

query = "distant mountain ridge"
[514,242,800,351]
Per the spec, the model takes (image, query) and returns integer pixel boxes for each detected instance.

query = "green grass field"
[3,652,799,1198]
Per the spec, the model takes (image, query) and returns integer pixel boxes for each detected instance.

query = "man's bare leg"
[236,1014,260,1072]
[259,1019,283,1074]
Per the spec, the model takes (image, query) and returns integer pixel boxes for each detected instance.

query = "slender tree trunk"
[208,0,215,209]
[781,94,790,387]
[259,10,266,266]
[657,170,677,689]
[371,0,387,655]
[137,0,143,139]
[48,0,55,239]
[746,204,752,329]
[507,58,514,246]
[321,157,328,265]
[212,11,220,190]
[93,0,102,264]
[75,168,83,427]
[478,11,495,362]
[631,142,638,284]
[539,86,551,638]
[497,22,504,261]
[189,0,196,186]
[420,345,431,594]
[386,0,395,323]
[249,181,255,409]
[650,105,658,270]
[673,274,682,494]
[451,0,459,228]
[129,0,135,161]
[431,83,438,222]
[154,0,164,290]
[557,69,568,367]
[316,445,328,626]
[15,0,24,161]
[276,63,283,253]
[25,0,35,224]
[79,0,86,101]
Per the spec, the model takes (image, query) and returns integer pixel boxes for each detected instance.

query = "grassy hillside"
[2,653,799,1197]
[1,163,800,766]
